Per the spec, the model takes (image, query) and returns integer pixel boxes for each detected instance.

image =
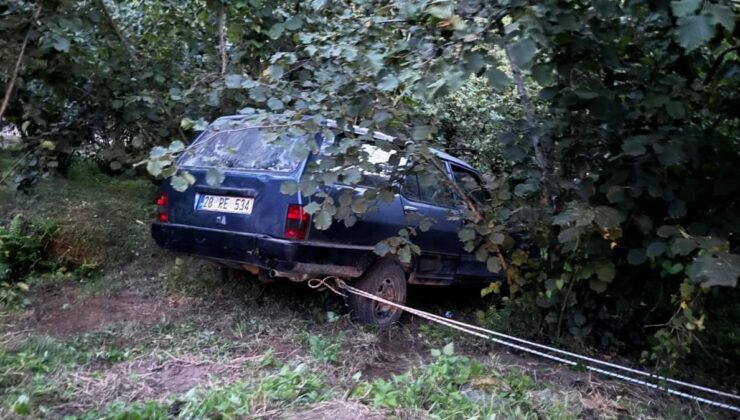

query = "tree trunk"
[0,4,43,121]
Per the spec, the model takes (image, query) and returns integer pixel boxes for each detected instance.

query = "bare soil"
[14,285,190,338]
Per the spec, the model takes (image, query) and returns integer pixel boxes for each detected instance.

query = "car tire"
[348,259,407,326]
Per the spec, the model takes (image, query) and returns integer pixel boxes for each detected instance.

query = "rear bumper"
[151,222,369,278]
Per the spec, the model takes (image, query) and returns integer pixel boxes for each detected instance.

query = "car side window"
[402,172,455,207]
[451,165,490,205]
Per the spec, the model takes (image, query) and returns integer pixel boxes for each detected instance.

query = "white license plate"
[197,194,254,215]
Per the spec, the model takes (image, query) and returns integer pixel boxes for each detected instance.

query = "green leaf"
[593,206,625,230]
[670,0,701,17]
[205,168,225,186]
[267,98,284,110]
[706,4,736,32]
[686,253,740,288]
[675,15,715,51]
[280,181,298,195]
[531,63,555,86]
[284,16,303,31]
[485,68,511,91]
[442,342,454,356]
[351,199,368,214]
[458,228,476,242]
[53,36,71,52]
[146,160,163,177]
[397,246,412,263]
[378,74,399,91]
[303,202,321,215]
[224,74,242,88]
[481,281,502,297]
[508,38,537,68]
[168,140,185,153]
[412,125,431,140]
[374,240,391,257]
[668,200,687,218]
[665,101,685,119]
[589,279,608,293]
[657,225,683,238]
[622,138,647,156]
[149,146,168,159]
[594,261,616,282]
[486,257,502,273]
[511,250,528,266]
[268,65,284,80]
[428,4,454,19]
[314,209,333,230]
[646,241,667,258]
[311,0,328,10]
[170,175,190,192]
[671,238,697,255]
[267,23,284,40]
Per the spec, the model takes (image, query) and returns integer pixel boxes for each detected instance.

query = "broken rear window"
[180,127,304,172]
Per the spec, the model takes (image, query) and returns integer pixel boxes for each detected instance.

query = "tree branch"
[0,3,43,121]
[95,0,188,142]
[504,45,554,207]
[218,1,227,75]
[704,45,740,85]
[95,0,137,61]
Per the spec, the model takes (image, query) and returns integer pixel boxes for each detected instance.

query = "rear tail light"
[284,204,309,240]
[156,193,168,207]
[156,192,168,223]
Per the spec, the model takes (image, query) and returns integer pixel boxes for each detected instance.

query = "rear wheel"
[348,260,407,326]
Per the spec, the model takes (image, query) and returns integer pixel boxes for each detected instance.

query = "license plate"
[197,194,254,215]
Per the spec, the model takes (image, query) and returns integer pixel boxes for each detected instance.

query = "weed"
[353,343,580,419]
[0,215,58,307]
[259,363,325,403]
[70,400,169,420]
[308,333,343,364]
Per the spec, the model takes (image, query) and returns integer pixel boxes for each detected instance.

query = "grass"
[0,155,730,419]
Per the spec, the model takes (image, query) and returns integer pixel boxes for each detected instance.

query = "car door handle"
[403,205,419,212]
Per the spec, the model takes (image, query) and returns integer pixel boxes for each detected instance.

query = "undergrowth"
[0,215,58,307]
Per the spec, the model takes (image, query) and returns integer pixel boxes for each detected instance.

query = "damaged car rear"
[152,114,508,326]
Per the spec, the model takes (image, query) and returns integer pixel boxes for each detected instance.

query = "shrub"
[0,215,57,307]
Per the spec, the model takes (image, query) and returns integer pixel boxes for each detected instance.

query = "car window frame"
[399,160,460,210]
[449,163,490,205]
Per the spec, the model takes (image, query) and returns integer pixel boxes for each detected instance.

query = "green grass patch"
[352,343,581,419]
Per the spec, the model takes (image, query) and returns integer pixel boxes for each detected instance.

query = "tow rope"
[307,276,740,414]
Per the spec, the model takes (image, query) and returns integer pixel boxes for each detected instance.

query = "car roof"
[212,114,478,173]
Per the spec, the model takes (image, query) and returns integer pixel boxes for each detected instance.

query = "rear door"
[165,125,307,238]
[399,165,462,282]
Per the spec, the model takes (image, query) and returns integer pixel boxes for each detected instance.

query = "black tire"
[348,260,407,326]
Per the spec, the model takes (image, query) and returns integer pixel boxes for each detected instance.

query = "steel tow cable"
[307,277,740,414]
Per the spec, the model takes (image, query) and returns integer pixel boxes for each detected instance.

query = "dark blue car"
[152,115,502,325]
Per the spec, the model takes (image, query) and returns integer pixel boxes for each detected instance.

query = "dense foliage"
[0,215,57,306]
[1,0,738,373]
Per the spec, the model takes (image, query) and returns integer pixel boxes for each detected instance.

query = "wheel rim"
[372,276,401,321]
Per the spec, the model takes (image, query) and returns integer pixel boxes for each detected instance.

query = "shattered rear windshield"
[179,127,304,172]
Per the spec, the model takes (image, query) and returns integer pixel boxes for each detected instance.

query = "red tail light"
[284,204,309,240]
[156,193,168,207]
[156,192,168,223]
